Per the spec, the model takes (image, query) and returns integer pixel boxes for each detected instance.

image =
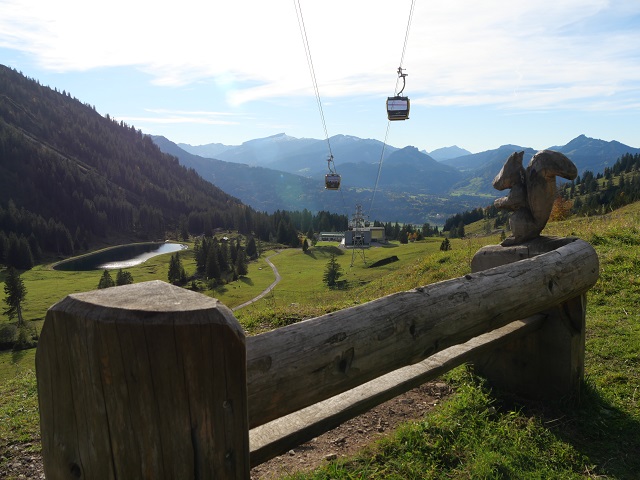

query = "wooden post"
[470,236,595,401]
[36,280,249,480]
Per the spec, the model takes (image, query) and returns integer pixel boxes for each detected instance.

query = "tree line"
[0,65,348,268]
[374,221,442,243]
[192,235,254,287]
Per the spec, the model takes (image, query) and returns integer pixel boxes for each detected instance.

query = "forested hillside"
[0,65,346,268]
[441,152,640,236]
[558,152,640,215]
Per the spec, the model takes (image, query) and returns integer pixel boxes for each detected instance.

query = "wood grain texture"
[36,280,249,480]
[470,236,588,400]
[249,315,545,466]
[246,239,599,428]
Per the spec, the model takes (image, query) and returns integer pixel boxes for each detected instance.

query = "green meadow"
[2,204,640,478]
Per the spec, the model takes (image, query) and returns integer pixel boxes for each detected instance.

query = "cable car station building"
[342,205,386,247]
[318,226,385,246]
[343,226,386,247]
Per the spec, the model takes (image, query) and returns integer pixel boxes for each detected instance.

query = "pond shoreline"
[52,242,187,271]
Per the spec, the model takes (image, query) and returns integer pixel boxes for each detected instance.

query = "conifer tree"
[98,270,115,289]
[3,266,27,326]
[168,253,183,284]
[116,269,134,286]
[206,248,221,280]
[323,253,343,288]
[217,243,229,273]
[193,237,208,274]
[235,248,248,277]
[277,221,288,244]
[245,235,258,260]
[231,238,240,264]
[180,266,187,284]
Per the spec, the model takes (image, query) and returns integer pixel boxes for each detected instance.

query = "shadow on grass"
[240,277,254,286]
[368,256,399,268]
[501,380,640,479]
[561,381,640,479]
[329,280,349,290]
[11,348,28,365]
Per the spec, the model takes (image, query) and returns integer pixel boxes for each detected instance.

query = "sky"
[1,0,640,154]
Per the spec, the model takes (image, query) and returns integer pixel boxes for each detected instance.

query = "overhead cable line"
[367,122,391,220]
[367,0,417,221]
[293,0,350,215]
[293,0,333,161]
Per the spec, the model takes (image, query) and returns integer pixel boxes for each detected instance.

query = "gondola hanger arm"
[396,67,407,96]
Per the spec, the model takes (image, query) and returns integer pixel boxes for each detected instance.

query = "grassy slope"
[289,204,640,479]
[2,205,640,478]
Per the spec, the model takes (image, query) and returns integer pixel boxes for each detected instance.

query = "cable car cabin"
[325,173,341,190]
[387,96,410,121]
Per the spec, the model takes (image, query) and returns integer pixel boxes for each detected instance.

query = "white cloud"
[1,0,639,112]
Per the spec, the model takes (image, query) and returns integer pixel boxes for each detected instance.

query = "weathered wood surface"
[473,295,586,400]
[470,235,581,271]
[471,237,589,400]
[36,280,249,480]
[249,315,545,466]
[246,238,599,428]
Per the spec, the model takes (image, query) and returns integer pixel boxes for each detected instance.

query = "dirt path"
[250,381,452,479]
[232,251,282,311]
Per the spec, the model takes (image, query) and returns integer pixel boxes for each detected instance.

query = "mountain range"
[155,133,640,224]
[155,135,477,224]
[3,62,638,232]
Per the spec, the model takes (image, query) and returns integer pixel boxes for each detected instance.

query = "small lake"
[53,242,188,271]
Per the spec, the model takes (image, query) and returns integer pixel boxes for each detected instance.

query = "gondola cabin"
[386,96,410,121]
[325,173,341,190]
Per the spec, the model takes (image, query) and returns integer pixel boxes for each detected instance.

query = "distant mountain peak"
[497,144,529,150]
[429,145,472,161]
[241,132,294,145]
[400,145,420,152]
[559,134,634,153]
[331,134,368,144]
[271,132,296,140]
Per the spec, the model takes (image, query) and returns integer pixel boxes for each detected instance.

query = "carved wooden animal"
[493,150,577,245]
